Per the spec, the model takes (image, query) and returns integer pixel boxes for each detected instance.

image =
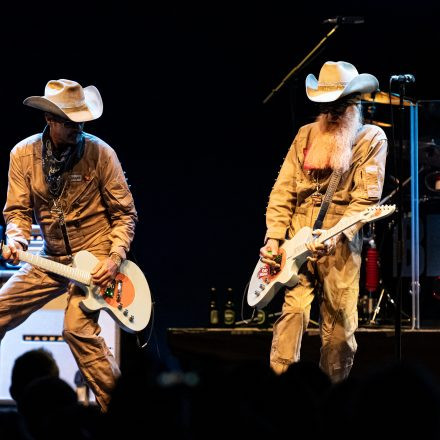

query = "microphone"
[390,74,415,83]
[323,16,365,24]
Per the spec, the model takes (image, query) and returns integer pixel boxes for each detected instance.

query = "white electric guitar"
[1,246,151,333]
[247,204,396,309]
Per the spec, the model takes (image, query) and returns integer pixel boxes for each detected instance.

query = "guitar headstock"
[360,204,396,223]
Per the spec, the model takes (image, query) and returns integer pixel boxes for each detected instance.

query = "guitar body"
[72,251,152,333]
[247,227,312,309]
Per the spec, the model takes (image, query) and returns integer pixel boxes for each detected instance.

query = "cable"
[128,240,156,351]
[237,278,257,325]
[138,299,156,350]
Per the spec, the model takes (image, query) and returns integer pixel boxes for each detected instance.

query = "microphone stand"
[393,79,407,361]
[263,24,339,104]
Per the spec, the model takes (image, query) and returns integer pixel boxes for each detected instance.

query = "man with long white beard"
[260,61,388,382]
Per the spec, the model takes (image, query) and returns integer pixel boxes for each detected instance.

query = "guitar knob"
[259,284,265,290]
[117,304,123,310]
[123,309,129,316]
[129,315,134,322]
[254,290,260,297]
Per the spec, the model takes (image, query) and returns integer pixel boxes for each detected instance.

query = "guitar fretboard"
[18,251,91,285]
[289,212,363,257]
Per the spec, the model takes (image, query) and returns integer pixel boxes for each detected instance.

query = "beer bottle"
[223,287,236,326]
[209,287,220,326]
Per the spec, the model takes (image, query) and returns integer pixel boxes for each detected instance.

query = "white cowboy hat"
[23,79,103,122]
[306,61,379,103]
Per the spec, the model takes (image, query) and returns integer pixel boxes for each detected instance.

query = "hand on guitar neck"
[1,239,119,290]
[1,240,23,266]
[305,230,343,262]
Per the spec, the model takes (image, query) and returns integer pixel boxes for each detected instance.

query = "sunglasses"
[49,116,85,128]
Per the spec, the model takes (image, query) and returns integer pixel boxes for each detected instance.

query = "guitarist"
[259,61,387,382]
[0,79,138,411]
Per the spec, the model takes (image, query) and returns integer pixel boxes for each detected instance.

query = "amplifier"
[0,303,120,405]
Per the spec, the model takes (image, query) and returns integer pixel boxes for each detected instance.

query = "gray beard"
[304,105,362,172]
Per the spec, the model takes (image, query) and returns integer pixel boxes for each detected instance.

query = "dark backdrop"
[1,0,439,369]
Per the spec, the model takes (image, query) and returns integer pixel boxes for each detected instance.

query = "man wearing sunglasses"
[260,62,388,382]
[0,79,137,411]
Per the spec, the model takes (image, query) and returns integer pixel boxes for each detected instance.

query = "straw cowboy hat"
[23,79,103,122]
[306,61,379,103]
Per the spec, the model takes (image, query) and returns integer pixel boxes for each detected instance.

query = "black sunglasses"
[49,115,85,128]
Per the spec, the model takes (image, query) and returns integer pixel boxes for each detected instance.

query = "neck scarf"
[42,126,84,198]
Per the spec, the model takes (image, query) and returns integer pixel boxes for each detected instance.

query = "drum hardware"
[361,90,414,106]
[359,223,411,327]
[361,94,394,129]
[366,120,392,128]
[424,170,440,192]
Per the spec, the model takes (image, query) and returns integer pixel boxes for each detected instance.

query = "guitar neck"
[291,212,364,256]
[18,250,91,285]
[317,213,362,244]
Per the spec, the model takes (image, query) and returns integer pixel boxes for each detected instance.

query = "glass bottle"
[223,287,236,326]
[209,287,219,326]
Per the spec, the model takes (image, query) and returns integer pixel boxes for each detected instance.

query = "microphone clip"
[322,16,365,25]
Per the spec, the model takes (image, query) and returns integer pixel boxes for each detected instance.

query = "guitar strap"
[312,168,343,230]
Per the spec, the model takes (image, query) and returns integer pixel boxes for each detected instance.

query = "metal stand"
[410,103,420,330]
[389,76,418,359]
[370,286,411,325]
[391,80,408,360]
[262,24,339,104]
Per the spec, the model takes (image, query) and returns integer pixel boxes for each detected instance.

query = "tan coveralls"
[0,131,137,410]
[266,122,387,381]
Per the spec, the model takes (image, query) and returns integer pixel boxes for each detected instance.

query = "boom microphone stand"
[262,22,341,104]
[262,16,365,105]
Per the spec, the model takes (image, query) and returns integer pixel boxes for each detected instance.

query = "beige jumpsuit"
[266,122,387,381]
[0,131,137,410]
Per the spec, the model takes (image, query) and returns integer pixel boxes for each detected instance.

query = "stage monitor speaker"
[0,294,120,405]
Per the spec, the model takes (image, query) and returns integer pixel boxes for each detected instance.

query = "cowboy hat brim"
[306,73,379,103]
[23,86,103,122]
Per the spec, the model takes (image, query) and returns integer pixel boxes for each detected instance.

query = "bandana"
[42,126,84,198]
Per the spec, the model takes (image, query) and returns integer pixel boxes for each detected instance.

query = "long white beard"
[304,105,362,172]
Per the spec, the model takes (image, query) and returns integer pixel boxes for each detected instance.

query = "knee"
[282,305,309,316]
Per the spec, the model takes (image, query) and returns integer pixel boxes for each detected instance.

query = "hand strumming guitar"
[259,238,281,270]
[91,256,120,289]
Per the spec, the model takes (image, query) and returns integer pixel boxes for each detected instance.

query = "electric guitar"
[247,204,396,309]
[0,245,151,333]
